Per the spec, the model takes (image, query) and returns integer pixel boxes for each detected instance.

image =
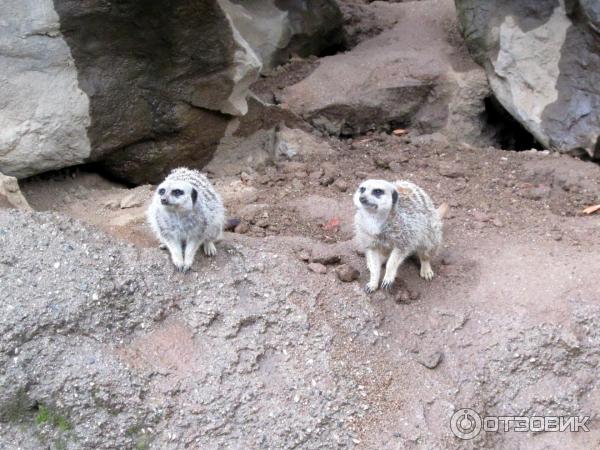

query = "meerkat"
[353,179,447,293]
[147,167,225,272]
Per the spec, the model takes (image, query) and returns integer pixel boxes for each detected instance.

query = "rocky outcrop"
[0,0,342,183]
[456,0,600,158]
[0,172,32,211]
[222,0,344,73]
[0,0,92,180]
[206,123,334,177]
[281,0,491,144]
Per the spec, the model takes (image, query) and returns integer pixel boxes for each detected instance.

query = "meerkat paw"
[419,263,434,281]
[381,278,395,291]
[170,254,186,272]
[173,262,190,273]
[203,241,217,257]
[364,282,379,294]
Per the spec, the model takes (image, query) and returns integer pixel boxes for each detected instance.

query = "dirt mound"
[0,209,382,449]
[6,127,600,448]
[4,0,600,447]
[280,0,491,145]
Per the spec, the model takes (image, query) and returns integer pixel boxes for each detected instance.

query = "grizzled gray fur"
[147,167,224,272]
[354,179,446,292]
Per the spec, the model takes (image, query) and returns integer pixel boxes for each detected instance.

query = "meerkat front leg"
[165,239,185,271]
[365,248,383,293]
[381,248,409,290]
[183,239,202,271]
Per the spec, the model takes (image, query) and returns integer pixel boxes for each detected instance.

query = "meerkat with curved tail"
[353,179,447,293]
[147,167,225,272]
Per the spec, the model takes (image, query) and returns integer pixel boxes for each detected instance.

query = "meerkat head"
[155,179,198,211]
[353,179,398,214]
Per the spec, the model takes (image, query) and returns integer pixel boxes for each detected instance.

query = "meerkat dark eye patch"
[191,188,198,205]
[372,188,384,197]
[172,189,184,197]
[158,188,165,195]
[359,187,366,193]
[392,190,398,205]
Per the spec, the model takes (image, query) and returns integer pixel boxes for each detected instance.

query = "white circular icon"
[450,408,482,440]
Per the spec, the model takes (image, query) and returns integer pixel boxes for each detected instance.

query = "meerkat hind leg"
[381,248,409,290]
[418,251,435,280]
[365,248,383,293]
[203,241,217,257]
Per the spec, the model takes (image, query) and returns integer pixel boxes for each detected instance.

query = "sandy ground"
[3,0,600,447]
[14,126,600,449]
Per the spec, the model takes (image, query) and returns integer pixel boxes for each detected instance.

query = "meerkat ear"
[392,189,398,205]
[191,188,198,205]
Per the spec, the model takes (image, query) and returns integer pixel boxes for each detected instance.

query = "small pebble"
[333,179,349,192]
[439,164,465,179]
[308,263,327,274]
[335,264,360,282]
[234,222,249,234]
[319,176,334,186]
[389,161,402,172]
[395,287,420,303]
[416,350,443,369]
[298,250,311,262]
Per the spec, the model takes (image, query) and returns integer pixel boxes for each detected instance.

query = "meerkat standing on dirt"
[353,179,447,293]
[147,167,225,272]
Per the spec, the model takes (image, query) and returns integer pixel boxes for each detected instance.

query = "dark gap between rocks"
[83,162,141,188]
[317,38,348,57]
[21,164,130,189]
[482,96,543,151]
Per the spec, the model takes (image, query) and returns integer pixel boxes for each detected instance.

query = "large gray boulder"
[0,0,92,179]
[456,0,600,158]
[280,0,491,143]
[0,0,259,180]
[0,0,342,183]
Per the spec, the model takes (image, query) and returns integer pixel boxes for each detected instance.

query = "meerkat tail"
[393,180,414,196]
[437,203,449,219]
[393,180,407,191]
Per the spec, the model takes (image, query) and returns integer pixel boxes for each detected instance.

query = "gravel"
[0,209,376,449]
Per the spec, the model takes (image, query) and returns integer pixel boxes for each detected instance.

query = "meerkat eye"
[158,188,165,195]
[359,187,366,193]
[171,189,184,197]
[372,188,384,197]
